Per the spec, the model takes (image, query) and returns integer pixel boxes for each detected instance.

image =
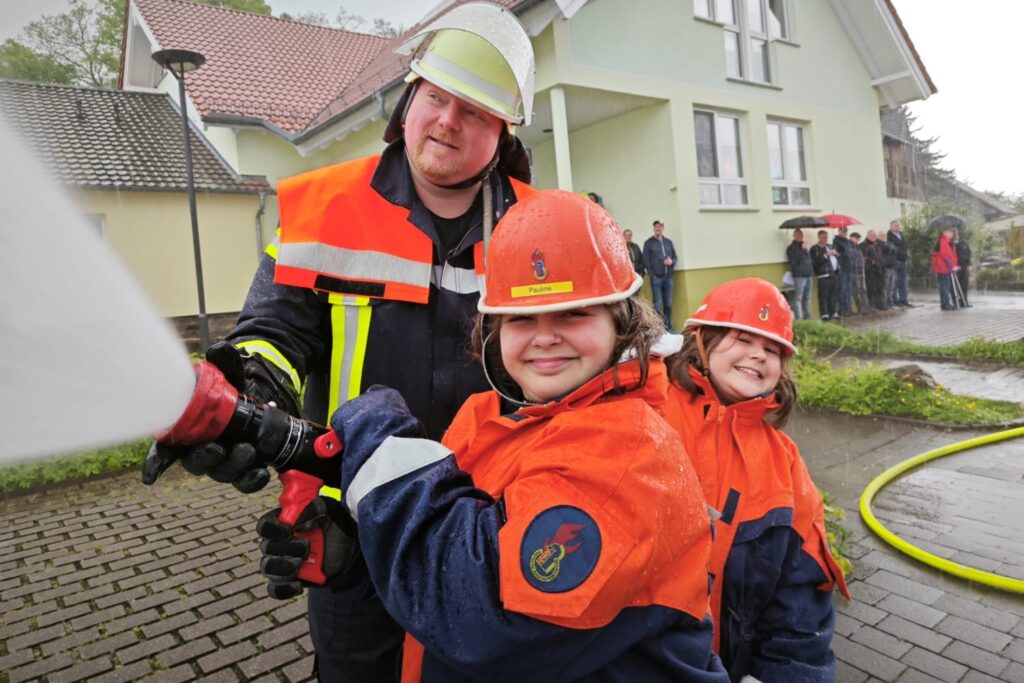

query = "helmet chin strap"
[479,328,538,408]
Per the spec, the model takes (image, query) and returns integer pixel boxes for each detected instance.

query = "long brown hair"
[665,325,797,426]
[470,295,666,401]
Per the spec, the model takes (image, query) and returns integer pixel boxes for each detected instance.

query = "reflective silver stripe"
[346,437,452,518]
[432,264,480,295]
[419,50,518,108]
[328,298,372,415]
[278,242,432,288]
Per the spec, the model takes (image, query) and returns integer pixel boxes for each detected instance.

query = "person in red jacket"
[261,190,729,682]
[931,227,960,310]
[663,279,850,683]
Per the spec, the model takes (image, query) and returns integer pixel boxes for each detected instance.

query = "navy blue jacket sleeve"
[353,455,726,682]
[226,252,328,380]
[721,521,836,683]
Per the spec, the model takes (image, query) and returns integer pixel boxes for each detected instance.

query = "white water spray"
[0,115,195,462]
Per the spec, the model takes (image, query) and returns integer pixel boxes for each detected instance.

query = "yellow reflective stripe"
[320,486,342,501]
[328,299,374,414]
[234,340,301,394]
[322,296,373,503]
[265,229,281,259]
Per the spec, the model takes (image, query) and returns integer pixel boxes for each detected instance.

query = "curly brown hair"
[665,326,797,426]
[470,296,666,402]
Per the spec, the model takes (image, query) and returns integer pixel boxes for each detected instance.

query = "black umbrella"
[778,215,830,230]
[927,214,966,231]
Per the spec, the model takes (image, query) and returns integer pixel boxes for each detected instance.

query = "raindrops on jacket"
[0,114,194,463]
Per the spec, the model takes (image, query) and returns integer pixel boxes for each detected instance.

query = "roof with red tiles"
[131,0,390,133]
[0,79,269,193]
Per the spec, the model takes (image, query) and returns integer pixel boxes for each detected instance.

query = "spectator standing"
[642,219,678,331]
[848,232,871,314]
[930,227,959,310]
[879,233,897,307]
[952,229,972,306]
[861,230,888,309]
[832,226,855,316]
[887,219,910,306]
[623,229,645,276]
[785,229,813,320]
[809,229,839,320]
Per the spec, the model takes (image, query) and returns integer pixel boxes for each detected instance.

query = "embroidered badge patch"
[521,506,601,593]
[759,304,770,321]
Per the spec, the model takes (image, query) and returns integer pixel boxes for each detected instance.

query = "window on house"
[694,0,788,83]
[694,109,748,207]
[767,121,810,206]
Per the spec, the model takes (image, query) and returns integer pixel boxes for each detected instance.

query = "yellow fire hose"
[859,425,1024,594]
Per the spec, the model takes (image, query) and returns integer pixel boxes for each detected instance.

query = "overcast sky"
[3,0,1021,195]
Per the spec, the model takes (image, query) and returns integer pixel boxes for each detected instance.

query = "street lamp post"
[151,48,210,352]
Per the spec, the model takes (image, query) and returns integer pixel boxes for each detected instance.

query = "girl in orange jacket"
[262,190,728,682]
[663,278,850,683]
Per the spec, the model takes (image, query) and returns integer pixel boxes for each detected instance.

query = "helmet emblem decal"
[531,249,548,281]
[759,304,770,321]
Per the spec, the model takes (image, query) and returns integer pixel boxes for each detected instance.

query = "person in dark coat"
[861,231,888,310]
[952,229,972,306]
[886,220,910,306]
[809,230,839,320]
[848,232,871,314]
[832,227,855,316]
[624,229,645,276]
[786,229,813,320]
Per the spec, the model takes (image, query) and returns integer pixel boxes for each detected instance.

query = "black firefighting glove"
[142,341,302,493]
[257,496,356,599]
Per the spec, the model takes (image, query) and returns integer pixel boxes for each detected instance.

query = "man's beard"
[411,129,464,182]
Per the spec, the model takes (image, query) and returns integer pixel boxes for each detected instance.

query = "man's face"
[653,222,664,238]
[793,229,803,243]
[851,236,860,246]
[890,220,901,233]
[867,230,877,242]
[404,80,504,186]
[837,228,847,240]
[817,231,828,245]
[623,230,633,243]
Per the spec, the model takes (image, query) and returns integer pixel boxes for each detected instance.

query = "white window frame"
[694,0,789,84]
[767,120,811,207]
[694,109,749,208]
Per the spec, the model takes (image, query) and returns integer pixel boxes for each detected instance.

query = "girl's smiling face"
[499,306,617,403]
[707,328,782,404]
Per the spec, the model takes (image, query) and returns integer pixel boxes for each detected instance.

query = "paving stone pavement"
[1,290,1022,682]
[842,290,1024,346]
[0,469,315,682]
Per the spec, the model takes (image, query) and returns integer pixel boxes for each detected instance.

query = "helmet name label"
[511,281,574,298]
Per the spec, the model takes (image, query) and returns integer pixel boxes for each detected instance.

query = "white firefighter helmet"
[395,2,535,126]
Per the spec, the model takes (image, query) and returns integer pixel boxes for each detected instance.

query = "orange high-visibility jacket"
[344,361,726,682]
[663,367,850,682]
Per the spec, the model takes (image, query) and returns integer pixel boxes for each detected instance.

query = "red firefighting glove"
[257,496,356,599]
[142,341,301,493]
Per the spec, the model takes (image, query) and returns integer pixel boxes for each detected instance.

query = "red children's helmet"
[684,278,797,354]
[479,189,642,314]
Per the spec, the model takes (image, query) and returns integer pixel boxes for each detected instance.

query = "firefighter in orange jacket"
[663,279,850,683]
[260,190,729,682]
[144,5,539,680]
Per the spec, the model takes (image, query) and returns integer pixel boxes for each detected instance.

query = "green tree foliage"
[1007,224,1024,260]
[22,0,116,86]
[0,38,77,84]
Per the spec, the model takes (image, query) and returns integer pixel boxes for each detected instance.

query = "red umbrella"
[820,213,861,228]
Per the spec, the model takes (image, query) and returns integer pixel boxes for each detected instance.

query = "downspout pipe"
[255,190,267,261]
